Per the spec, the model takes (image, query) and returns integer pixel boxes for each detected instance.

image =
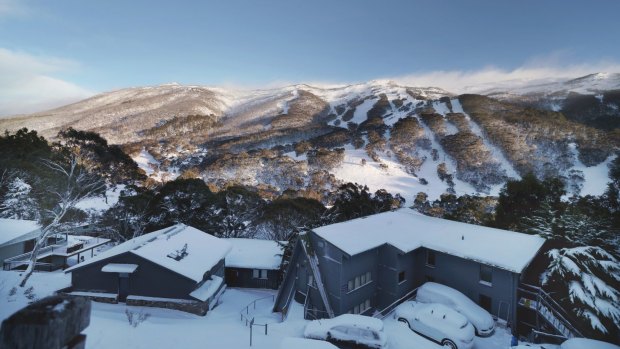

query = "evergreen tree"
[0,176,39,220]
[544,246,620,339]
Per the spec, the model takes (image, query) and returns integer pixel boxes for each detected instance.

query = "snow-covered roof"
[224,238,283,270]
[190,275,223,302]
[313,209,546,273]
[101,263,138,273]
[66,224,232,282]
[0,219,40,246]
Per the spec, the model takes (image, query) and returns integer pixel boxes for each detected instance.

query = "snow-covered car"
[303,314,388,349]
[280,337,340,349]
[560,338,620,349]
[394,301,475,349]
[417,282,495,336]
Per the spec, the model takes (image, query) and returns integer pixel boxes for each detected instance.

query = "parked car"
[304,314,388,349]
[280,337,340,349]
[560,338,620,349]
[394,301,475,349]
[417,282,495,336]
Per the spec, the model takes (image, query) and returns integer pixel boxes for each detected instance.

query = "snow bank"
[313,209,545,273]
[561,338,620,349]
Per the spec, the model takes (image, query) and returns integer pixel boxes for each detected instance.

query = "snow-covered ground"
[0,269,541,349]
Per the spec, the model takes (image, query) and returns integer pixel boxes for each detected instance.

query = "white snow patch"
[189,275,223,302]
[568,143,616,196]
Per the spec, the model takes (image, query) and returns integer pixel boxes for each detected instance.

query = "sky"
[1,0,620,115]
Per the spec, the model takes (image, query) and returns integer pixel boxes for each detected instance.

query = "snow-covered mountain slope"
[477,73,620,130]
[1,76,618,202]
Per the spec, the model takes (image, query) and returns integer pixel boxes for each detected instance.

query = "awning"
[101,263,138,273]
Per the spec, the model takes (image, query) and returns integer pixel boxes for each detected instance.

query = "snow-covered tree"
[211,188,262,238]
[20,156,105,287]
[0,176,39,220]
[543,246,620,337]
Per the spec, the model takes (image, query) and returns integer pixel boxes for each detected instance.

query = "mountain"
[1,75,618,203]
[479,72,620,130]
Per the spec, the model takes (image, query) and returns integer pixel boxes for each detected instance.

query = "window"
[347,272,372,292]
[479,294,492,312]
[480,265,493,285]
[398,271,406,283]
[353,299,371,314]
[426,250,436,267]
[252,269,268,279]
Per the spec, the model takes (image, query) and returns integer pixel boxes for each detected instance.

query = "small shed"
[224,238,283,289]
[65,224,232,315]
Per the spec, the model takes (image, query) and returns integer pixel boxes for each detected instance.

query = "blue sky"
[1,0,619,114]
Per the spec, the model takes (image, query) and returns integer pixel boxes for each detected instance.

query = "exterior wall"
[414,247,518,323]
[70,252,198,300]
[224,267,280,289]
[376,244,418,310]
[0,241,28,264]
[339,248,378,315]
[311,233,345,315]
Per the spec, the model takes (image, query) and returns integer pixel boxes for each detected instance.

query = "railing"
[4,243,66,263]
[518,283,583,339]
[299,233,334,318]
[373,287,419,319]
[3,261,54,272]
[240,294,278,326]
[279,283,296,321]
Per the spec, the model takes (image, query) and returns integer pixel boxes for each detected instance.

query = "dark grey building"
[274,209,545,329]
[224,238,283,290]
[65,224,232,315]
[0,219,41,267]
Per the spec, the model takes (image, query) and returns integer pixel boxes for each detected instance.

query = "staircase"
[518,283,583,340]
[299,233,335,319]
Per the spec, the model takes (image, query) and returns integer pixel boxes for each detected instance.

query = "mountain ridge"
[1,74,618,203]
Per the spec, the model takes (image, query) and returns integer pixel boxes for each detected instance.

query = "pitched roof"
[312,209,545,273]
[224,238,283,270]
[66,224,232,282]
[0,219,40,246]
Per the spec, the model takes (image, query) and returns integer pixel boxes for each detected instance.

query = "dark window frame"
[479,264,493,285]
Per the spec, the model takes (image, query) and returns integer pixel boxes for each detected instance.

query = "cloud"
[390,61,620,94]
[0,48,94,116]
[0,0,28,17]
